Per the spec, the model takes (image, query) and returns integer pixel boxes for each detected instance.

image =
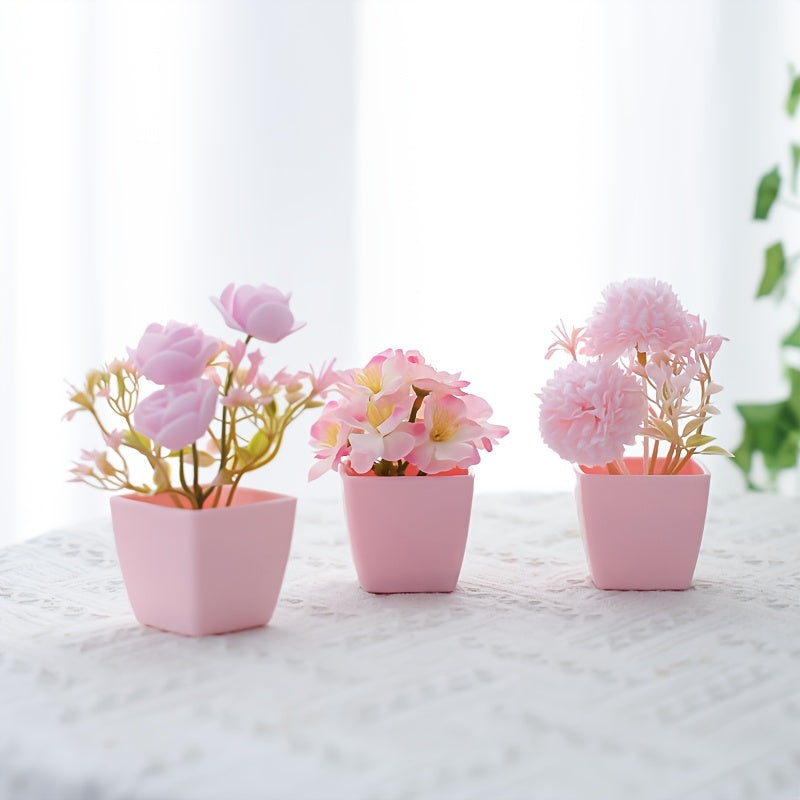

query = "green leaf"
[788,367,800,421]
[681,417,707,437]
[787,72,800,116]
[686,433,715,449]
[791,144,800,193]
[756,242,786,298]
[782,320,800,348]
[753,167,781,220]
[153,464,171,493]
[648,418,678,442]
[246,429,271,461]
[699,445,732,457]
[124,430,152,451]
[734,401,800,482]
[192,450,217,468]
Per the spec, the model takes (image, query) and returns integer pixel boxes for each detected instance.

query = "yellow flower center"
[355,364,383,394]
[366,401,391,430]
[429,405,459,442]
[322,422,340,447]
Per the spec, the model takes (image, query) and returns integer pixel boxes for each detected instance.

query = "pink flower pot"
[574,457,710,590]
[109,488,295,636]
[340,466,475,593]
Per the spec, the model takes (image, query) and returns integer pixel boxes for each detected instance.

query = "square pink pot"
[109,488,295,636]
[340,466,475,594]
[574,457,710,591]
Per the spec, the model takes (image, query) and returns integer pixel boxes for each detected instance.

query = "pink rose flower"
[133,378,218,451]
[538,360,645,466]
[582,278,691,360]
[212,283,306,343]
[132,321,219,386]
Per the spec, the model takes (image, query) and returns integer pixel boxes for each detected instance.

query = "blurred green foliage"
[734,67,800,489]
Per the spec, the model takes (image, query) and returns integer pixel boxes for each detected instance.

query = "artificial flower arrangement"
[538,277,729,473]
[309,348,509,479]
[309,348,508,594]
[65,283,334,636]
[538,277,729,591]
[67,283,334,508]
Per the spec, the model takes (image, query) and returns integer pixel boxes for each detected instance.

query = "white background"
[1,0,799,544]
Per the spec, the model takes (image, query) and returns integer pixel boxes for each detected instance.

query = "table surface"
[1,491,799,800]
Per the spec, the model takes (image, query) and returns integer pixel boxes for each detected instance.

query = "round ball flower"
[133,378,218,451]
[212,283,305,343]
[582,278,691,360]
[132,321,219,385]
[538,360,645,466]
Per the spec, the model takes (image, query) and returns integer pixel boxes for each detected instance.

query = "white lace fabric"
[1,492,798,800]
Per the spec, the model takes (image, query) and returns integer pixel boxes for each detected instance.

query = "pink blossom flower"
[212,283,305,343]
[346,398,423,474]
[132,321,219,386]
[226,339,248,370]
[102,429,126,452]
[133,378,218,451]
[684,314,728,359]
[220,387,256,408]
[407,394,483,474]
[545,321,584,361]
[343,350,408,402]
[460,394,510,451]
[582,278,691,360]
[538,360,645,466]
[308,401,352,480]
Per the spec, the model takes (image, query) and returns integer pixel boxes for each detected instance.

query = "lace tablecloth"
[1,492,799,800]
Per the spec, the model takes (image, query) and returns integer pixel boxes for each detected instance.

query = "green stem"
[178,450,192,496]
[409,387,429,423]
[192,442,202,507]
[217,334,252,482]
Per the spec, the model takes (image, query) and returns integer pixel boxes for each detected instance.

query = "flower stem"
[409,387,429,423]
[192,442,202,507]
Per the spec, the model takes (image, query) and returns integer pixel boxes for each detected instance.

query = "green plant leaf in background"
[788,367,800,420]
[734,401,800,488]
[782,319,800,348]
[792,144,800,193]
[754,167,781,219]
[756,242,786,297]
[787,70,800,116]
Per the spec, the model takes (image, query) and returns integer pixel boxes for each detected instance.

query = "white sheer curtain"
[1,0,797,544]
[356,0,800,496]
[0,0,357,544]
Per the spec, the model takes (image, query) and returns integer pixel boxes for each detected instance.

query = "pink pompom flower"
[540,278,728,474]
[582,278,691,360]
[212,283,305,343]
[539,360,645,466]
[133,378,218,452]
[132,321,219,385]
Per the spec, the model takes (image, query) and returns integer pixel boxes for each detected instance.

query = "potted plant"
[538,278,729,590]
[309,349,508,593]
[66,283,335,635]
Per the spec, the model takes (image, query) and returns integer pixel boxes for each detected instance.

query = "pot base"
[574,458,710,591]
[110,489,295,636]
[340,468,474,594]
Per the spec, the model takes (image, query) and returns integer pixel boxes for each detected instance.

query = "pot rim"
[573,456,709,478]
[338,463,474,480]
[109,487,297,514]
